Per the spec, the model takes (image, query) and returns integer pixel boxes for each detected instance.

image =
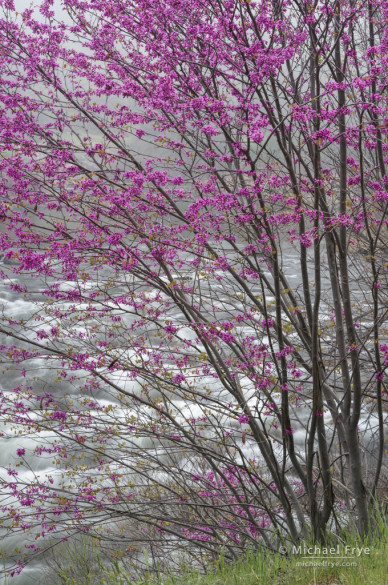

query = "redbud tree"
[0,0,387,577]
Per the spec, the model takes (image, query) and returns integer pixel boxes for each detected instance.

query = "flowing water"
[0,246,386,584]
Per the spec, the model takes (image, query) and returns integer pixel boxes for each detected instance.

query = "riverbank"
[52,521,388,585]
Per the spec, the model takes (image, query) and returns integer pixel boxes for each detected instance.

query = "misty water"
[0,244,386,584]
